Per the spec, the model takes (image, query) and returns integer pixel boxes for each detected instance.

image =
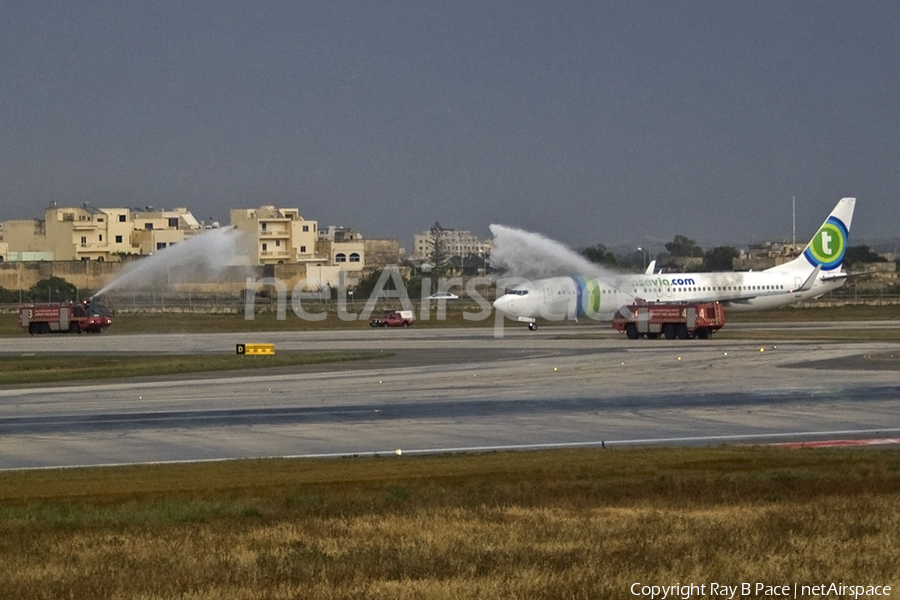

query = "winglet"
[793,265,821,292]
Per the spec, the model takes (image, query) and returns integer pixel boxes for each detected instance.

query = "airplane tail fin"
[774,197,855,273]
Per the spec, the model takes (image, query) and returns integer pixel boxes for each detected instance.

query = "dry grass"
[1,447,899,598]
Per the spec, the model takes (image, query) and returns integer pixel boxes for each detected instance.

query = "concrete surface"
[0,325,898,469]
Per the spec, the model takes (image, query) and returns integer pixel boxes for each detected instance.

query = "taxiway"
[0,326,898,469]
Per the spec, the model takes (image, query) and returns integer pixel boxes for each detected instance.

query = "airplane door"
[794,277,802,292]
[542,281,553,301]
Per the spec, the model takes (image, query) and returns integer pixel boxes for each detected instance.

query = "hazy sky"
[2,2,898,250]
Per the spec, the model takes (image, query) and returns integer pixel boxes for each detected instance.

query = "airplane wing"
[821,272,850,282]
[721,298,754,306]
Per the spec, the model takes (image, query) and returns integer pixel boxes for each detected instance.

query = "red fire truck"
[19,300,113,334]
[612,302,724,340]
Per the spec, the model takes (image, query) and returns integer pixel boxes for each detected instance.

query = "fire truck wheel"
[625,324,640,340]
[69,322,81,334]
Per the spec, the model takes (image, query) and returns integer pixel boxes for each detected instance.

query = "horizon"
[3,199,897,258]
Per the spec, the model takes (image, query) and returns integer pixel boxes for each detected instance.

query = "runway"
[0,325,899,469]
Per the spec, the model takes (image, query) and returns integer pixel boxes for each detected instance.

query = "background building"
[1,203,202,262]
[412,228,491,262]
[316,226,365,273]
[0,202,405,295]
[230,206,319,266]
[130,207,203,255]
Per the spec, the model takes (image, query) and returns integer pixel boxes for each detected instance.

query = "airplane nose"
[493,294,516,317]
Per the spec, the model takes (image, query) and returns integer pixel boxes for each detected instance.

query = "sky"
[2,1,899,252]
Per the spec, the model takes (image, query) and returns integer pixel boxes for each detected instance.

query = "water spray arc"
[94,227,254,298]
[488,224,617,280]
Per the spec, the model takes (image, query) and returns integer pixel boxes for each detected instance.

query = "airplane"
[492,197,856,330]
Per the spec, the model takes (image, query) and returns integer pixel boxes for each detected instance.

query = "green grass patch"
[567,327,900,342]
[1,302,897,336]
[3,446,898,509]
[0,350,389,385]
[726,303,900,322]
[1,447,899,598]
[714,328,900,342]
[0,307,500,336]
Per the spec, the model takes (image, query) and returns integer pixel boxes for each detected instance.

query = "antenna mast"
[792,195,796,250]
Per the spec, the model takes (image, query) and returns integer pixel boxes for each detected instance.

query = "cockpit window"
[510,289,529,296]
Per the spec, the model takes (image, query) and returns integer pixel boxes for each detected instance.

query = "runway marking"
[865,352,900,362]
[6,427,900,472]
[771,438,900,448]
[282,427,900,459]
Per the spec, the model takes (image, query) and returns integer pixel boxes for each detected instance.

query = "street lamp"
[637,247,649,271]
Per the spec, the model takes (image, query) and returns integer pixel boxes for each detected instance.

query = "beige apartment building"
[316,226,365,273]
[315,225,403,271]
[131,207,203,254]
[230,206,321,265]
[1,203,401,294]
[1,204,202,262]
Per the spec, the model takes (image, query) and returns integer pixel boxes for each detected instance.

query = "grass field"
[1,447,899,599]
[0,351,389,385]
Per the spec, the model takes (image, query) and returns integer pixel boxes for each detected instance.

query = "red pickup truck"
[369,310,415,327]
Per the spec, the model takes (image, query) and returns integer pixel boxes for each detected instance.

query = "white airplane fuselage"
[493,197,855,326]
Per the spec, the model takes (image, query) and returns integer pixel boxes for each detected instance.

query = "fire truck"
[612,302,724,340]
[19,299,113,334]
